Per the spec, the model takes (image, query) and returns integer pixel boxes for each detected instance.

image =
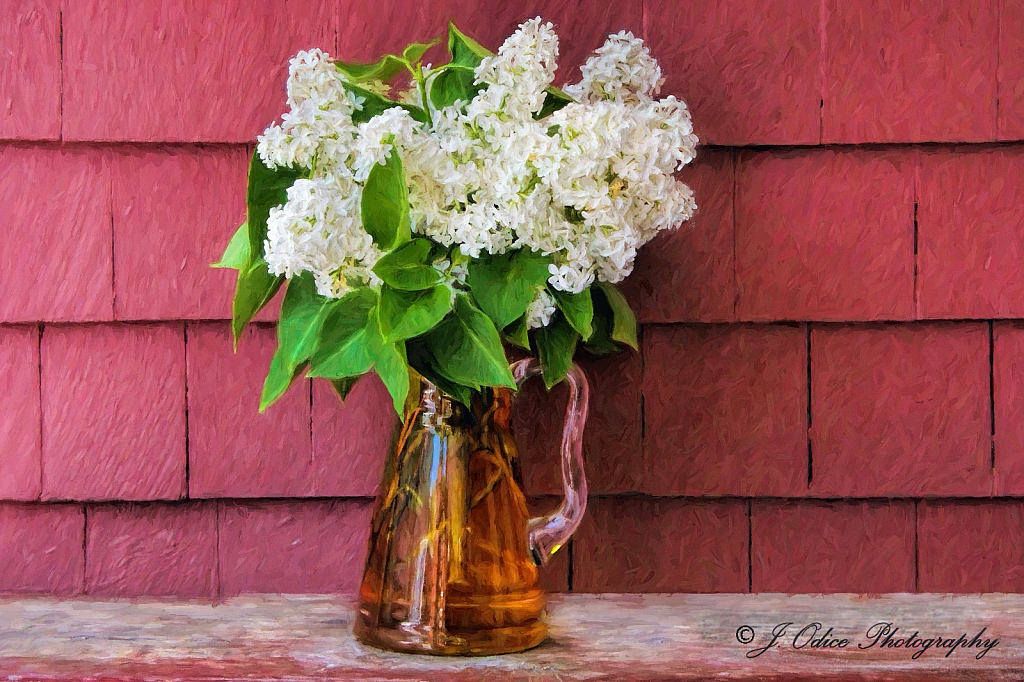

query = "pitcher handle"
[511,358,590,566]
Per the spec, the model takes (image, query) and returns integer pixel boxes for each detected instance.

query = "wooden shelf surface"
[1,593,1022,680]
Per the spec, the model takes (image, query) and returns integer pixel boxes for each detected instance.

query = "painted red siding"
[0,1,61,140]
[61,1,338,142]
[643,324,808,497]
[752,500,916,593]
[645,0,821,145]
[85,502,218,598]
[0,147,112,322]
[218,500,372,595]
[111,146,250,320]
[736,149,916,322]
[41,323,187,501]
[822,0,998,143]
[809,323,991,497]
[186,323,314,499]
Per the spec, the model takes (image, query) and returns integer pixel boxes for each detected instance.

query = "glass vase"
[353,358,589,655]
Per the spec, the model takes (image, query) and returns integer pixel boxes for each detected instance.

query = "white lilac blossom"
[352,107,420,181]
[563,31,664,103]
[407,18,560,257]
[263,175,382,298]
[525,289,557,329]
[256,49,361,172]
[518,32,698,294]
[254,20,697,308]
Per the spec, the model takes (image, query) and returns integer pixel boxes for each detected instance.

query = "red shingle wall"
[1,0,1021,597]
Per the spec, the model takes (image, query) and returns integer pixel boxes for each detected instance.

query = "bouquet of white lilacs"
[215,18,697,414]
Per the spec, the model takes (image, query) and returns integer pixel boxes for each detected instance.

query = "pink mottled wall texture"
[2,0,1024,597]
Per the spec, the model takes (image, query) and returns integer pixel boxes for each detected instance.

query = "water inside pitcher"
[354,358,589,655]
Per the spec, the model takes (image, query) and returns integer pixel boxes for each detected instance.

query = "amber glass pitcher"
[353,358,589,655]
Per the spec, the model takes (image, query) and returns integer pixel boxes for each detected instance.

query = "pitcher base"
[353,609,548,656]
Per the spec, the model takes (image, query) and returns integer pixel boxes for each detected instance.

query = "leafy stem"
[408,61,433,120]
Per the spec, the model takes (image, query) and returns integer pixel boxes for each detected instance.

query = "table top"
[1,593,1022,680]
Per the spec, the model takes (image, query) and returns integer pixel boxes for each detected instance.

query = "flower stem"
[410,64,432,120]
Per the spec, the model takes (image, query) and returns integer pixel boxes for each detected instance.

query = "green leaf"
[361,150,411,251]
[335,54,407,83]
[307,288,379,378]
[448,22,492,67]
[344,82,429,124]
[330,376,359,401]
[213,222,250,269]
[375,340,410,414]
[247,151,304,264]
[379,284,452,343]
[467,248,552,330]
[277,272,334,366]
[429,65,483,110]
[403,38,440,65]
[502,315,531,350]
[406,339,473,407]
[260,357,308,412]
[257,272,334,411]
[403,369,422,415]
[583,286,621,356]
[549,286,593,341]
[536,85,575,119]
[535,315,579,389]
[231,259,284,344]
[596,281,638,350]
[308,290,417,414]
[372,238,443,290]
[426,294,515,390]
